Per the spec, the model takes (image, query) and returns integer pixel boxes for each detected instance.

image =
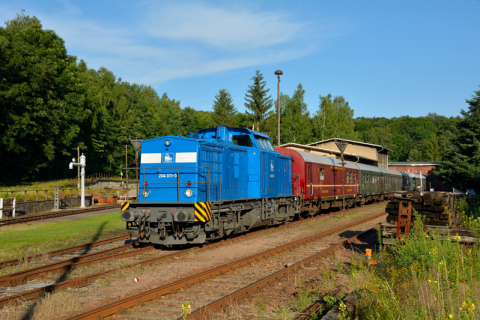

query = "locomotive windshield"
[254,135,275,151]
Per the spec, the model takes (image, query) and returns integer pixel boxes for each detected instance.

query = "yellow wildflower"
[449,315,453,319]
[454,234,461,242]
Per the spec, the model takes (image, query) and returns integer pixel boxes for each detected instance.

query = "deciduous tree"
[313,94,356,141]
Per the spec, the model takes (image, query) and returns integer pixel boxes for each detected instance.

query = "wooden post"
[36,190,39,201]
[45,190,48,200]
[62,189,65,199]
[24,190,27,202]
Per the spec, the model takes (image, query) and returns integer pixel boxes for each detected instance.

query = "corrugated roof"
[389,162,439,166]
[307,138,392,153]
[279,143,378,163]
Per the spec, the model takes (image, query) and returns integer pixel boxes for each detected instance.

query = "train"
[120,126,425,245]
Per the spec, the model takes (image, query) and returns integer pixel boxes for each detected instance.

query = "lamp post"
[69,154,86,208]
[274,70,283,146]
[335,138,348,218]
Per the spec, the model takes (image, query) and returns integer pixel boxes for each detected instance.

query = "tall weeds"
[351,211,480,319]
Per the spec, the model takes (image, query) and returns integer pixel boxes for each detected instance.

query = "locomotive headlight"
[165,140,171,146]
[142,189,150,198]
[185,188,193,197]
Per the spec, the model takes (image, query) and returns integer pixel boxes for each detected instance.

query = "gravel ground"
[0,203,385,320]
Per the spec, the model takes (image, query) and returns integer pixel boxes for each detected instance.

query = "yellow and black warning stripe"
[121,202,129,211]
[194,202,212,222]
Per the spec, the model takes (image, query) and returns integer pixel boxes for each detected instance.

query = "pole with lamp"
[335,138,348,218]
[274,70,283,147]
[69,154,86,208]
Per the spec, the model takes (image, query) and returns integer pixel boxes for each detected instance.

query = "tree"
[437,87,480,193]
[212,89,237,127]
[244,70,273,131]
[313,94,356,141]
[407,149,423,162]
[0,11,86,184]
[280,84,312,144]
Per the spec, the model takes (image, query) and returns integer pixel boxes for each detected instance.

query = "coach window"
[307,166,311,184]
[319,168,325,181]
[354,172,357,183]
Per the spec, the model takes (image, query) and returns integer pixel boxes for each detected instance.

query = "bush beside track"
[0,211,124,261]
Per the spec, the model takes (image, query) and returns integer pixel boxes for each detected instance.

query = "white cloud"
[144,3,308,50]
[5,1,331,84]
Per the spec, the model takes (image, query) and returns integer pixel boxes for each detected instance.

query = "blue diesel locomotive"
[121,126,297,245]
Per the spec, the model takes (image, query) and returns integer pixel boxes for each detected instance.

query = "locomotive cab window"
[233,134,253,147]
[254,136,266,150]
[319,168,325,181]
[263,138,275,151]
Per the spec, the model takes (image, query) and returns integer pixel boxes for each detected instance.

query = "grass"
[457,196,480,229]
[0,210,125,262]
[350,210,480,319]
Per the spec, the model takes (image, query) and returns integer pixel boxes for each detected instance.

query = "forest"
[0,12,478,191]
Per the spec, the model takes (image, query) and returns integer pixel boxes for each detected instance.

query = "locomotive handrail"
[121,166,220,203]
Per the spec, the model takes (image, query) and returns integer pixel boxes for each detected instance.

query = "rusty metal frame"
[68,212,385,320]
[396,201,412,239]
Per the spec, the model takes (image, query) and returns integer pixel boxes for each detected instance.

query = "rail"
[122,166,221,203]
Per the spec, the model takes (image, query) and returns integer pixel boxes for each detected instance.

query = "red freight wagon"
[276,148,360,210]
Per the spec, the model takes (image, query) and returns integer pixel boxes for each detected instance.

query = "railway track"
[68,212,385,320]
[0,234,131,270]
[0,202,386,310]
[0,204,121,227]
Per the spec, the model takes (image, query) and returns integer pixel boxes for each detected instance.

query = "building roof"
[389,162,440,166]
[307,138,392,153]
[278,142,378,164]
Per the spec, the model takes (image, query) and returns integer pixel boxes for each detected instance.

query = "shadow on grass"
[20,221,108,320]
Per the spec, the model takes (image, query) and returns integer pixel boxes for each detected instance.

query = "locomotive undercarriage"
[122,196,300,245]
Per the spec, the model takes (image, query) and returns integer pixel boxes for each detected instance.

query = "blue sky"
[1,1,479,118]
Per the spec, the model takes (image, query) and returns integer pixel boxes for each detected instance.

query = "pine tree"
[437,86,480,192]
[244,70,273,131]
[212,89,237,127]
